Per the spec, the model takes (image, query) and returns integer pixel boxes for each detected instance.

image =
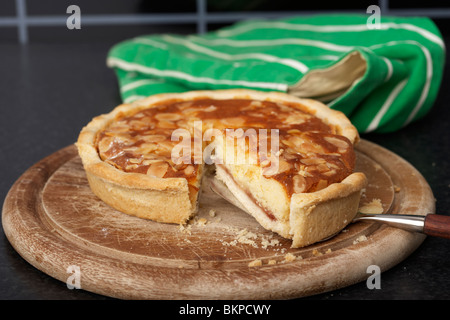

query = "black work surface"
[0,27,449,301]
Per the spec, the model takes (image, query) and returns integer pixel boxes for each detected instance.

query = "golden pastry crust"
[77,89,366,245]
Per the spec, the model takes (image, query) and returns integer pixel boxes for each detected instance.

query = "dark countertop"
[0,26,449,301]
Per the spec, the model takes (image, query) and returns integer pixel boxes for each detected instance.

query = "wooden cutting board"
[2,139,435,299]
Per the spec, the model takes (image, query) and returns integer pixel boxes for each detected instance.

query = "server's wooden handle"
[424,214,450,239]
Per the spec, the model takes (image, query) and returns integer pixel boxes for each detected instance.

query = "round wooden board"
[2,140,435,300]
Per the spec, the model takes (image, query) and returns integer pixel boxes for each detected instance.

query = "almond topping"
[323,169,337,176]
[157,120,177,129]
[260,159,271,167]
[300,158,326,165]
[293,175,306,193]
[97,136,114,153]
[138,143,158,154]
[176,101,194,110]
[184,165,195,175]
[143,135,166,142]
[146,162,169,178]
[300,142,325,154]
[221,117,245,127]
[277,159,291,174]
[203,105,217,112]
[317,163,330,172]
[324,136,349,149]
[128,158,141,164]
[155,113,182,121]
[315,179,328,191]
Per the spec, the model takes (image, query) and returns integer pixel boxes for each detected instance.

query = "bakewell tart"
[76,89,367,247]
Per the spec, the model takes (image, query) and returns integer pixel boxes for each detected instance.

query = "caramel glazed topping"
[96,98,356,197]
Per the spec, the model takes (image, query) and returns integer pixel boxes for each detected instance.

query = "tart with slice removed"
[76,89,367,247]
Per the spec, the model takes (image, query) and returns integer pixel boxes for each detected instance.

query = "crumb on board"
[208,209,216,217]
[248,259,262,267]
[219,227,282,250]
[359,198,384,214]
[394,185,401,193]
[353,235,368,245]
[284,253,296,262]
[196,217,208,226]
[312,249,322,257]
[178,223,192,235]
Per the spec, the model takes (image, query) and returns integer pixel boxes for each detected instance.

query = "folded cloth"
[107,14,445,133]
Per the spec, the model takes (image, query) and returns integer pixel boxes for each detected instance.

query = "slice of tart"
[76,89,366,247]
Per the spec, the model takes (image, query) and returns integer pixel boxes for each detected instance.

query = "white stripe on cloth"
[365,78,409,133]
[121,79,165,93]
[370,40,433,127]
[217,21,445,49]
[123,95,148,103]
[132,37,169,50]
[107,57,288,91]
[144,35,310,74]
[187,36,354,53]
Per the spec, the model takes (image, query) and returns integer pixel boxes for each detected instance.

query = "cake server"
[209,179,450,240]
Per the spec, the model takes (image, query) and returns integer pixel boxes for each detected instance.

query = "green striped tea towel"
[106,14,445,133]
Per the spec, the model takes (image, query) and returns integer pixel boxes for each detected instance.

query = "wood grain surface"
[1,139,435,299]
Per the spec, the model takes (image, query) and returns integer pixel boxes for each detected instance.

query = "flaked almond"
[250,100,263,108]
[202,105,217,112]
[285,114,306,125]
[300,142,325,154]
[143,159,164,166]
[147,161,169,178]
[293,175,306,193]
[125,164,139,171]
[247,112,265,118]
[157,120,177,129]
[97,136,114,153]
[181,107,200,115]
[155,113,182,122]
[184,165,195,175]
[315,179,328,191]
[276,159,291,174]
[262,159,292,176]
[221,117,245,127]
[128,158,141,164]
[156,140,175,150]
[300,157,326,165]
[260,159,271,167]
[122,146,138,153]
[323,169,337,176]
[298,167,314,177]
[176,101,194,110]
[128,119,149,130]
[288,135,306,147]
[138,143,158,154]
[143,134,167,142]
[111,132,134,143]
[326,162,340,169]
[281,139,294,148]
[317,163,330,172]
[324,136,349,149]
